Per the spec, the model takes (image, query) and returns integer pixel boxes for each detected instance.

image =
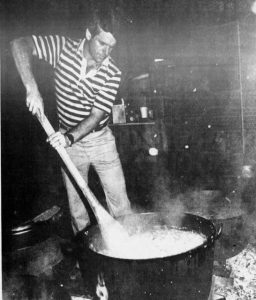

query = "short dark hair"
[87,8,115,37]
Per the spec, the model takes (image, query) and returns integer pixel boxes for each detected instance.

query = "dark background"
[2,0,256,230]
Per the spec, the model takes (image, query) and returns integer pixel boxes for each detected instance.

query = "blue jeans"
[61,126,131,234]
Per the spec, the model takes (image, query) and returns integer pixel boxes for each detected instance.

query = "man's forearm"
[68,108,105,143]
[11,37,45,118]
[11,37,38,92]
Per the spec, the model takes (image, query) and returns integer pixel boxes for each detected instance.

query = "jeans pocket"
[94,139,119,163]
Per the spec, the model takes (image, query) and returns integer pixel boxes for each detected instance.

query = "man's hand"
[26,89,44,120]
[47,132,71,149]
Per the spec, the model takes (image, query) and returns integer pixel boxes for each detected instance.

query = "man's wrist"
[25,82,38,94]
[65,132,75,146]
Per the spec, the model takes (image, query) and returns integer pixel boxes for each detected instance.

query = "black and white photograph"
[2,0,256,299]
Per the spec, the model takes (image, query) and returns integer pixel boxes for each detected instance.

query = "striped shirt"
[32,35,122,131]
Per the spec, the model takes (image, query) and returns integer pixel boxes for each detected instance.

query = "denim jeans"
[61,126,131,234]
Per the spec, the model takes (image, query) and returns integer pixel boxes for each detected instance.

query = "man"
[11,11,131,235]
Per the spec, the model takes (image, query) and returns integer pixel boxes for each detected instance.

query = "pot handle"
[214,223,223,240]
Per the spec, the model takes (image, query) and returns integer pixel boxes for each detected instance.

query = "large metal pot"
[3,206,62,252]
[3,221,51,252]
[82,212,221,300]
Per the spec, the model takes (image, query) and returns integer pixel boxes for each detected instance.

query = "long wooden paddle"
[36,114,117,227]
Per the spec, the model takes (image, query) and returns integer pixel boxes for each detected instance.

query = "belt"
[90,127,104,133]
[60,124,105,133]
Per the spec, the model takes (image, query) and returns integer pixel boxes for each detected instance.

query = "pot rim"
[84,212,218,262]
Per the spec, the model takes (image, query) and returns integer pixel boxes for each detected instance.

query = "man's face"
[88,27,116,63]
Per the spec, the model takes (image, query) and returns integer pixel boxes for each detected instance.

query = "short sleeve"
[94,70,122,114]
[32,35,66,68]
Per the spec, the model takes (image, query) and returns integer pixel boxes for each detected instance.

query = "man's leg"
[90,129,131,217]
[62,143,91,234]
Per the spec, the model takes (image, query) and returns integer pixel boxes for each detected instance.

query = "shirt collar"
[77,38,85,55]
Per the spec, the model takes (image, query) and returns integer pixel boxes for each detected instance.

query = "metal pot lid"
[33,205,61,223]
